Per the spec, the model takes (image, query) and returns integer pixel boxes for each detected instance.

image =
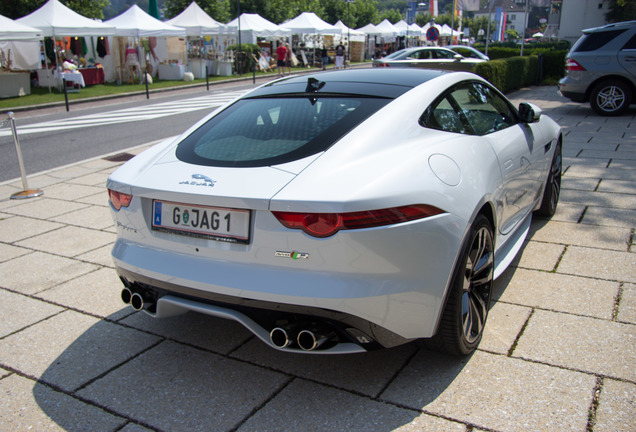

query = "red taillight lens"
[565,59,585,71]
[272,205,444,238]
[108,189,133,211]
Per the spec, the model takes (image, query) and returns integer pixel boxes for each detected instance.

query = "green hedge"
[474,55,539,93]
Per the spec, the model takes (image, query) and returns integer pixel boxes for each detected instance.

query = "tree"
[505,28,519,41]
[0,0,111,19]
[605,0,636,22]
[163,0,228,21]
[378,8,403,24]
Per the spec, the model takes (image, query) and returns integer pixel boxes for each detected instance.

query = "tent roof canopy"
[281,12,341,35]
[365,19,398,37]
[105,4,186,37]
[17,0,115,37]
[165,1,227,36]
[0,13,42,40]
[227,13,290,38]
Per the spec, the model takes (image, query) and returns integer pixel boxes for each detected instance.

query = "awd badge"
[275,251,309,260]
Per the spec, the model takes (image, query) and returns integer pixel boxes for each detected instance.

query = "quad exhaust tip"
[121,287,132,305]
[270,327,292,348]
[130,292,144,311]
[270,325,334,351]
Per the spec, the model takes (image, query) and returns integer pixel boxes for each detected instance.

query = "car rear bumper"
[111,213,466,352]
[557,79,587,102]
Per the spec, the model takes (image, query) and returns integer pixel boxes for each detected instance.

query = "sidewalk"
[0,86,634,432]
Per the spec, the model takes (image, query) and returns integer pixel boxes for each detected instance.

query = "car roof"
[583,20,636,33]
[246,69,449,99]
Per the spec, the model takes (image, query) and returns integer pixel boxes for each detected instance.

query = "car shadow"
[33,307,472,431]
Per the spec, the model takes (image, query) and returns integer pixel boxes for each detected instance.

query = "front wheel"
[429,215,494,356]
[590,79,631,116]
[535,139,562,218]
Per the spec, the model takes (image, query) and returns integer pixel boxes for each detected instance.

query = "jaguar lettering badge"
[179,174,216,187]
[275,251,310,260]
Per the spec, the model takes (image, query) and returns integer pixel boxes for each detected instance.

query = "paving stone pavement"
[0,85,634,432]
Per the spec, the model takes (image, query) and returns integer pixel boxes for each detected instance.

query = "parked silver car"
[558,20,636,116]
[448,45,490,61]
[372,47,485,72]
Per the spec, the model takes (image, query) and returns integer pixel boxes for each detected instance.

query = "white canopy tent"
[0,14,42,40]
[334,20,365,42]
[368,19,399,39]
[165,2,229,78]
[281,12,341,35]
[357,23,377,34]
[17,0,116,90]
[105,5,187,82]
[393,20,409,37]
[0,14,42,73]
[17,0,115,37]
[165,1,227,36]
[227,13,291,44]
[105,5,186,38]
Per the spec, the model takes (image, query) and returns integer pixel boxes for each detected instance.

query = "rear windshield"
[176,96,389,167]
[572,29,627,52]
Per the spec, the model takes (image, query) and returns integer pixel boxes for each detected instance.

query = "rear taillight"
[108,189,133,211]
[377,63,389,67]
[272,205,444,238]
[565,59,585,71]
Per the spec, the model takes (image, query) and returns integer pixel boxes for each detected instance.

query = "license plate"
[152,200,250,244]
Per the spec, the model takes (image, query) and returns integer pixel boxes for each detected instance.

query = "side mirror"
[518,102,542,123]
[453,54,463,61]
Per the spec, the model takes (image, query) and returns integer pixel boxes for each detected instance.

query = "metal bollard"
[4,112,43,199]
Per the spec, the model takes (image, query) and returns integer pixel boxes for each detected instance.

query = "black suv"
[558,21,636,116]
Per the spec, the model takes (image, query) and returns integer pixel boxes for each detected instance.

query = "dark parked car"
[558,20,636,116]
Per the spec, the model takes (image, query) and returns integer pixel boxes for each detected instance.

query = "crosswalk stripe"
[0,90,245,137]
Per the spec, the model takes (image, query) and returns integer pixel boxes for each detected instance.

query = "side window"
[434,50,454,59]
[425,97,468,134]
[454,83,518,135]
[622,34,636,50]
[421,82,518,136]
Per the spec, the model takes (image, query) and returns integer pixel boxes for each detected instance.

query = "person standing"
[321,46,329,70]
[276,42,287,77]
[285,43,292,75]
[335,42,345,69]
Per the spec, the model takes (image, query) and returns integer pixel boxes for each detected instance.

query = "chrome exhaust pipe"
[121,287,132,305]
[270,327,293,348]
[130,292,144,311]
[297,329,333,351]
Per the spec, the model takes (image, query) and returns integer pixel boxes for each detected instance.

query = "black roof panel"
[246,68,450,99]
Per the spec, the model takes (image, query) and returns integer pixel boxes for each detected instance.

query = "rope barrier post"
[5,112,43,200]
[145,70,149,99]
[62,78,70,112]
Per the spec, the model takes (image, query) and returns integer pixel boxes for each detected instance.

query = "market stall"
[0,14,42,98]
[165,1,229,78]
[281,12,341,68]
[17,0,115,91]
[105,4,186,83]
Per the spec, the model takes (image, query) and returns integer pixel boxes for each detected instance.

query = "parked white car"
[108,69,562,355]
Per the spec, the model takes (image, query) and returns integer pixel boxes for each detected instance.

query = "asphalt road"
[0,78,271,183]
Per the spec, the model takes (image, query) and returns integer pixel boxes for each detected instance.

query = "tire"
[429,214,494,356]
[535,139,562,218]
[590,79,631,116]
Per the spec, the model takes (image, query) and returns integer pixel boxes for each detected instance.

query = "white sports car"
[107,69,562,355]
